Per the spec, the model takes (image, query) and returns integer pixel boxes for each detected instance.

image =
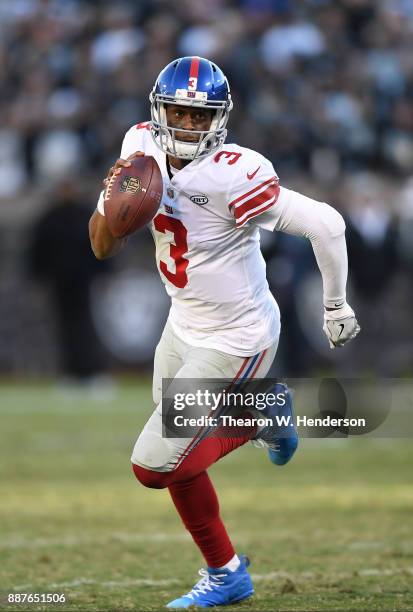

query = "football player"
[89,56,360,608]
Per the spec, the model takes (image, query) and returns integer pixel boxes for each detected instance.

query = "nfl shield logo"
[167,187,175,199]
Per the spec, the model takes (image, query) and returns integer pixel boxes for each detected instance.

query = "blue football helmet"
[149,56,233,160]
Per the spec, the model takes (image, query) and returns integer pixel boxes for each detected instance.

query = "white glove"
[323,302,360,349]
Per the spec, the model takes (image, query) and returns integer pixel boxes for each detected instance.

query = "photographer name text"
[173,415,366,428]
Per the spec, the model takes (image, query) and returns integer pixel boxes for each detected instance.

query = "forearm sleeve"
[261,186,348,307]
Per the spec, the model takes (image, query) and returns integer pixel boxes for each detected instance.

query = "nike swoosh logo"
[334,301,344,308]
[338,323,345,337]
[247,166,260,180]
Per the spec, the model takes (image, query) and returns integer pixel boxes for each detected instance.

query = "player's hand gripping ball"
[104,153,163,238]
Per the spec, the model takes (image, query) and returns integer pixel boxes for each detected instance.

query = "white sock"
[219,554,240,572]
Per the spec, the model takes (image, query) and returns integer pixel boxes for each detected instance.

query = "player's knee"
[131,430,173,471]
[131,463,169,489]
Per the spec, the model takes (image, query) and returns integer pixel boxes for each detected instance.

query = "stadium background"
[1,0,413,379]
[1,1,412,611]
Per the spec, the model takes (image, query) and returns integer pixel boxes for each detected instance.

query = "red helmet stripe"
[189,56,200,80]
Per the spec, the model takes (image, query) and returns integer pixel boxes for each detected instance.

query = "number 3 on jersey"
[153,214,189,288]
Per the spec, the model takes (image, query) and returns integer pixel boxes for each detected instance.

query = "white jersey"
[100,123,348,355]
[120,122,281,356]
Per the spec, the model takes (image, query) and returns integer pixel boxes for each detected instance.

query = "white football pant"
[131,319,278,472]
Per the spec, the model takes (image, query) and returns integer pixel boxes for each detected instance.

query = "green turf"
[0,382,412,611]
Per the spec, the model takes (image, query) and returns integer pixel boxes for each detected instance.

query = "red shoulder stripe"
[236,198,278,228]
[229,176,278,210]
[234,183,279,220]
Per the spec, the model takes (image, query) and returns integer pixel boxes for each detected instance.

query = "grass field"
[1,381,412,611]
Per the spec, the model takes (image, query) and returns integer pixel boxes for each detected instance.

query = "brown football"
[104,156,163,238]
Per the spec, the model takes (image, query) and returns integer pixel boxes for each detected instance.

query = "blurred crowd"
[0,0,412,379]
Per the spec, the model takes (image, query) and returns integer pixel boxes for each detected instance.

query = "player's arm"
[89,152,144,259]
[261,187,360,348]
[89,208,125,260]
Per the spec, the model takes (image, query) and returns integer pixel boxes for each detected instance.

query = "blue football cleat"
[166,555,253,608]
[253,383,298,465]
